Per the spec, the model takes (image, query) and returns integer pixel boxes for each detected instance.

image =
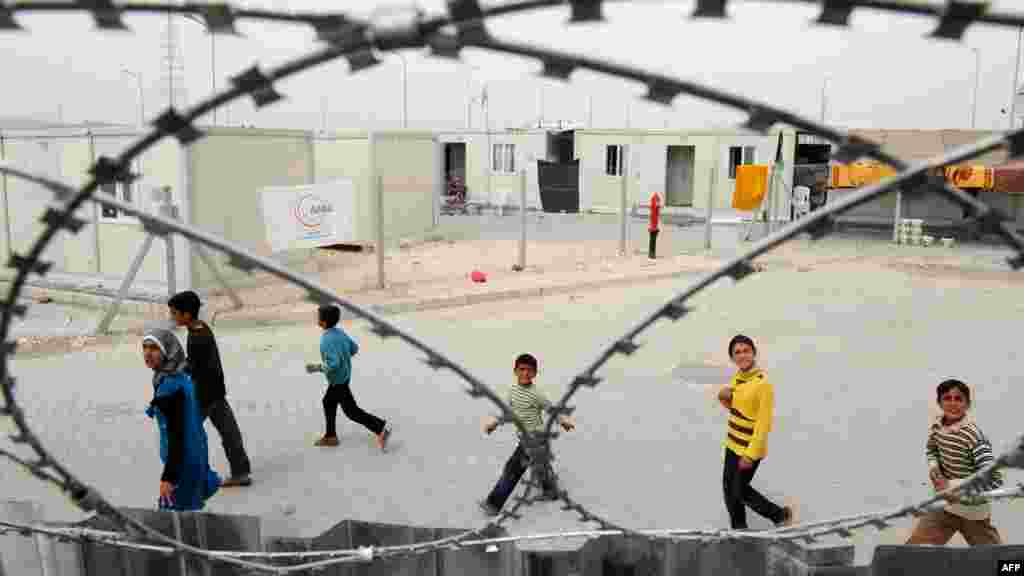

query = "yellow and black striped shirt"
[722,368,774,460]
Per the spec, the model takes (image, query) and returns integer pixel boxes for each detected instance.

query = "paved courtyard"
[3,248,1024,566]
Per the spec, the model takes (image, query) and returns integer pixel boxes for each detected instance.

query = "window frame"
[98,180,140,222]
[491,142,516,174]
[728,145,757,180]
[605,144,624,176]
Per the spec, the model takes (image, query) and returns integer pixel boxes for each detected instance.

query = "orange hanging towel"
[732,165,768,211]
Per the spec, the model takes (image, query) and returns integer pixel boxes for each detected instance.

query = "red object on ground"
[649,193,661,232]
[470,270,487,283]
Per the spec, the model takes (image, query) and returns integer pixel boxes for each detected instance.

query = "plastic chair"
[793,185,811,219]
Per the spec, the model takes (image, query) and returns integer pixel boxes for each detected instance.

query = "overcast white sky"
[1,0,1022,132]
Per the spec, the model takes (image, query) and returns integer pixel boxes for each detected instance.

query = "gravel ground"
[3,249,1024,566]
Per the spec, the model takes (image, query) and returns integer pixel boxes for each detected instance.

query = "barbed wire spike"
[930,0,987,41]
[804,216,836,241]
[612,338,640,355]
[368,322,399,338]
[568,0,604,23]
[153,108,205,145]
[225,254,260,274]
[447,0,490,44]
[540,56,575,81]
[835,527,855,539]
[742,108,780,134]
[139,216,175,238]
[190,3,239,35]
[725,260,757,282]
[421,354,448,371]
[345,48,381,73]
[38,207,89,234]
[230,66,285,109]
[7,253,53,277]
[498,509,522,521]
[311,15,358,46]
[1,340,18,358]
[426,32,462,59]
[89,156,135,185]
[868,516,892,528]
[1,301,27,318]
[660,301,692,321]
[0,3,21,30]
[816,0,854,27]
[76,0,127,30]
[645,79,683,106]
[548,404,576,417]
[33,455,54,470]
[571,374,602,389]
[692,0,728,19]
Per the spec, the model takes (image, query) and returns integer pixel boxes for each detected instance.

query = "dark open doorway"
[665,145,695,206]
[444,142,466,192]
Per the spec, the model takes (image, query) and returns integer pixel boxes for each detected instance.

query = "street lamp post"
[971,48,981,129]
[121,69,145,129]
[1010,26,1023,130]
[183,14,216,125]
[820,76,830,123]
[121,69,145,182]
[394,52,408,129]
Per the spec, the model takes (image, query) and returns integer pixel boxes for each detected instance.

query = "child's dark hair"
[514,353,538,371]
[936,379,971,408]
[167,290,201,318]
[728,334,756,357]
[318,305,341,329]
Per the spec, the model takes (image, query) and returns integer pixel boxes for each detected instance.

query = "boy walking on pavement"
[479,353,575,516]
[305,305,392,451]
[167,291,252,487]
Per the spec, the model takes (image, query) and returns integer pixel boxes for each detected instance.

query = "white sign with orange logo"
[260,179,355,253]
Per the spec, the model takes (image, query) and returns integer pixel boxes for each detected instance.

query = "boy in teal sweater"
[306,305,391,450]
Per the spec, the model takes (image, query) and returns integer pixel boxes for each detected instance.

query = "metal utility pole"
[1010,27,1023,130]
[971,48,981,129]
[183,14,217,125]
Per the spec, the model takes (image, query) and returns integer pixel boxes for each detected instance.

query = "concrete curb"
[2,279,165,317]
[372,266,709,315]
[209,264,717,331]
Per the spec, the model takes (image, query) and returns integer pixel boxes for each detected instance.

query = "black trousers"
[323,382,386,437]
[722,448,784,529]
[201,398,251,478]
[486,443,556,510]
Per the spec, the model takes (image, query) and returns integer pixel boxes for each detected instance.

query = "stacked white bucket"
[898,218,928,245]
[897,218,956,247]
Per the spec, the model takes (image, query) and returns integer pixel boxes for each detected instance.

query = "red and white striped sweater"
[926,415,1003,520]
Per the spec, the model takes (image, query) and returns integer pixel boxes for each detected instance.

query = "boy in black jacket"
[168,290,252,487]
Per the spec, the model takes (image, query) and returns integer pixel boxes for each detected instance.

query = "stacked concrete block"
[872,544,1024,576]
[76,508,261,576]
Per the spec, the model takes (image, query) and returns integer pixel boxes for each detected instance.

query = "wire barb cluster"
[2,0,1024,573]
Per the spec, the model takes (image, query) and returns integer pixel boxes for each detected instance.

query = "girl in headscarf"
[142,327,221,511]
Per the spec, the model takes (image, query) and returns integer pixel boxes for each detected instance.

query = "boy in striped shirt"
[906,379,1003,545]
[479,353,575,516]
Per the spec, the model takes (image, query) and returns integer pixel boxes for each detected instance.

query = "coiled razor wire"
[1,0,1024,573]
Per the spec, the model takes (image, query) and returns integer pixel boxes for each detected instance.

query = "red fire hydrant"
[648,193,661,259]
